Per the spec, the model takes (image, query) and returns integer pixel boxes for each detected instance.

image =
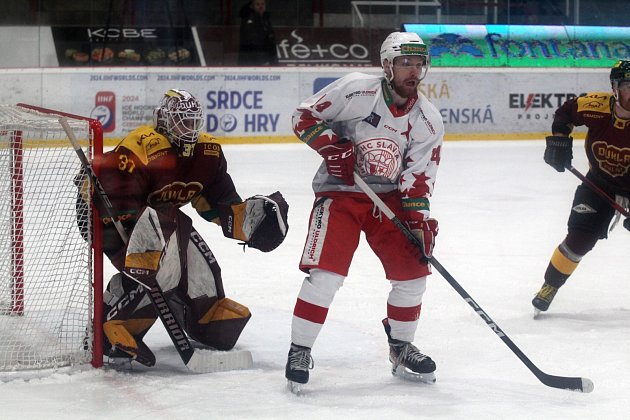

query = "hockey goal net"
[0,104,103,372]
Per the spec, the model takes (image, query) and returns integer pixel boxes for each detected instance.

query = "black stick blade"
[541,374,594,393]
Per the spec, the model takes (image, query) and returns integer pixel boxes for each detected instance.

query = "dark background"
[1,1,626,27]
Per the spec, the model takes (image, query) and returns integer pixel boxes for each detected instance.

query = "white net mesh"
[0,105,94,371]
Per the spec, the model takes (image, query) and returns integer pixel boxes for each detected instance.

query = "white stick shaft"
[352,173,396,219]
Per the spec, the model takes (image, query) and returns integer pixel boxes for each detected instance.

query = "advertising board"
[0,66,610,141]
[403,24,630,67]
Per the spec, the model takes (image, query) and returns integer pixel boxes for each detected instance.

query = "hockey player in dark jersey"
[78,89,288,366]
[532,60,630,314]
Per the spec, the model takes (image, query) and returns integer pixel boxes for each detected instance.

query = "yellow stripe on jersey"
[114,125,170,165]
[197,133,219,144]
[576,93,612,114]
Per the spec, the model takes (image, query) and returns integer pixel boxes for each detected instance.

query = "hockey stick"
[352,172,594,393]
[60,117,252,373]
[568,166,630,217]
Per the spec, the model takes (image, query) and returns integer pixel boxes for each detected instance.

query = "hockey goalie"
[76,88,289,367]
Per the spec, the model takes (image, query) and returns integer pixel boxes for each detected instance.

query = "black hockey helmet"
[610,60,630,84]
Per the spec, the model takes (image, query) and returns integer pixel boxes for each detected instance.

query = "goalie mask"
[380,32,430,83]
[154,89,205,158]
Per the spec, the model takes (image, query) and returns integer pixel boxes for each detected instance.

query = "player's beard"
[392,76,419,99]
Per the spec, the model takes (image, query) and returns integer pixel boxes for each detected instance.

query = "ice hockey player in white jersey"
[285,31,444,393]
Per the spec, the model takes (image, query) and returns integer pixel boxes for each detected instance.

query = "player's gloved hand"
[409,218,438,258]
[623,218,630,232]
[318,138,355,186]
[544,135,573,172]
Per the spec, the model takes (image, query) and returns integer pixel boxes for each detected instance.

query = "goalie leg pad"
[103,320,156,367]
[188,298,252,351]
[104,320,138,352]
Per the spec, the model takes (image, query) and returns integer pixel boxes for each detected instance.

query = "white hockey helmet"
[154,89,205,158]
[380,31,430,81]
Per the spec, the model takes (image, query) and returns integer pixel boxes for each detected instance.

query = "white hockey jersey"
[292,72,444,222]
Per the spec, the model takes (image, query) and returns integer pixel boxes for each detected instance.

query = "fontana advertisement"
[403,24,630,67]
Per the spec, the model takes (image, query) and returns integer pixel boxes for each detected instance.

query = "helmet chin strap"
[385,61,395,83]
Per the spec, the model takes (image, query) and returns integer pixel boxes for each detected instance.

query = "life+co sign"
[276,30,370,66]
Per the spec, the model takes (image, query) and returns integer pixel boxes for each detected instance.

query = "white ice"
[1,140,628,419]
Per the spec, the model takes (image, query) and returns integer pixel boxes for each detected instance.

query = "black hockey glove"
[544,136,573,172]
[623,218,630,232]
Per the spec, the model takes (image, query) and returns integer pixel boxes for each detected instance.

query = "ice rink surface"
[1,140,628,419]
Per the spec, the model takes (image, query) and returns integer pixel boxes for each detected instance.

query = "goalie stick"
[352,172,594,393]
[59,117,252,374]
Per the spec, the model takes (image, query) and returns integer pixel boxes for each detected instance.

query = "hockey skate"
[532,282,559,318]
[389,341,437,383]
[285,343,313,395]
[383,318,436,384]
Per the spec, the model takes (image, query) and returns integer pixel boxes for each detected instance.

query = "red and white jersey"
[292,72,443,222]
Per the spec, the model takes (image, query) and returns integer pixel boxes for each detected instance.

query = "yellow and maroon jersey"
[93,125,241,262]
[554,93,630,195]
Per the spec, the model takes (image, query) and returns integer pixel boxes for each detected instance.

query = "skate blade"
[392,365,436,384]
[287,380,305,395]
[106,356,133,370]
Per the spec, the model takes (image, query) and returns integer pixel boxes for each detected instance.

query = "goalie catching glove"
[219,191,289,252]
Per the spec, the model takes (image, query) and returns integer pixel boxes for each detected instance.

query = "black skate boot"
[532,282,559,316]
[383,318,436,383]
[285,343,313,394]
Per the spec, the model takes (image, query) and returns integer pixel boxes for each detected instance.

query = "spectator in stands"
[238,0,278,66]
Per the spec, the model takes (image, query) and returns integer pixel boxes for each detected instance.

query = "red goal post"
[0,103,103,371]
